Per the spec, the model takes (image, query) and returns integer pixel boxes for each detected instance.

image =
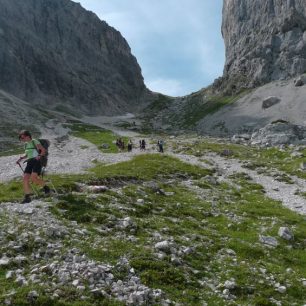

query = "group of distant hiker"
[116,138,134,152]
[116,138,164,153]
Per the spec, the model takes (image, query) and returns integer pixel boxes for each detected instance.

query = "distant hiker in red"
[16,130,50,204]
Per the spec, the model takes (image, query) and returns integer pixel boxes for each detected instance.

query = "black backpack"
[32,139,50,167]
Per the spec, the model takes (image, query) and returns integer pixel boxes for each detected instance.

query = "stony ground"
[0,117,306,305]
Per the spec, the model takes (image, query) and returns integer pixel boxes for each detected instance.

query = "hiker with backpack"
[157,139,164,153]
[16,130,50,203]
[127,139,133,152]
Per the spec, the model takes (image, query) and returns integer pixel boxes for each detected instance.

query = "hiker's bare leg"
[30,173,45,187]
[23,173,31,194]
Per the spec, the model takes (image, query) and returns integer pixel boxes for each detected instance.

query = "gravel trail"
[173,152,306,215]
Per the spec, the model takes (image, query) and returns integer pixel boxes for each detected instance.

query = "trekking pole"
[31,184,39,198]
[42,167,59,196]
[17,161,24,173]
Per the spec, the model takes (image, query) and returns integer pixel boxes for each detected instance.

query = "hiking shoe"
[43,185,51,195]
[21,195,31,204]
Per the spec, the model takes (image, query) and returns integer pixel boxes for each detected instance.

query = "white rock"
[259,235,279,247]
[155,241,171,253]
[223,289,230,295]
[23,208,34,215]
[278,227,294,241]
[87,185,108,193]
[5,271,14,279]
[27,291,39,300]
[224,280,236,289]
[276,286,286,293]
[14,255,27,265]
[0,257,10,266]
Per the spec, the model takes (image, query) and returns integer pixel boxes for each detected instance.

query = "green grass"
[65,122,128,153]
[146,94,173,113]
[91,154,213,180]
[177,90,251,128]
[177,138,306,180]
[43,155,306,305]
[1,149,306,304]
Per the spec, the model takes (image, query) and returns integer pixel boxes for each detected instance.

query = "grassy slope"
[65,121,128,153]
[1,152,305,304]
[142,90,251,132]
[175,138,306,180]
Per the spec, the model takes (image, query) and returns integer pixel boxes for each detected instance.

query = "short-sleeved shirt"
[24,139,40,159]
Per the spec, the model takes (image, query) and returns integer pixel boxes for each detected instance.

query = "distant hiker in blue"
[16,130,50,204]
[157,139,164,153]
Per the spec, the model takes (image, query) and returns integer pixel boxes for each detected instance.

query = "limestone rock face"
[0,0,149,115]
[222,0,306,88]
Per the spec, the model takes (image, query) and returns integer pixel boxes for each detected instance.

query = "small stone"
[14,255,27,265]
[6,271,14,279]
[300,162,306,170]
[278,227,294,241]
[101,143,110,149]
[276,286,286,293]
[15,276,28,286]
[23,208,34,215]
[90,288,103,296]
[27,291,39,301]
[259,235,278,247]
[0,257,10,266]
[87,185,108,193]
[155,241,171,253]
[223,289,230,295]
[164,192,175,196]
[136,199,144,205]
[262,96,281,109]
[224,280,236,290]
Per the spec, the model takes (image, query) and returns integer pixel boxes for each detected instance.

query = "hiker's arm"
[16,155,27,163]
[35,143,46,157]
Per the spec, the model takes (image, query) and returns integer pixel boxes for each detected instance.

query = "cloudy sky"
[74,0,225,97]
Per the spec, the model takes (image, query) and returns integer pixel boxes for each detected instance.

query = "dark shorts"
[24,158,42,175]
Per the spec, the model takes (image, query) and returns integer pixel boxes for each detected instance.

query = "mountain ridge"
[0,0,151,116]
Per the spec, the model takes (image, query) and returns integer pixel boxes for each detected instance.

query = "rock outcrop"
[0,0,150,115]
[250,122,306,146]
[222,0,306,90]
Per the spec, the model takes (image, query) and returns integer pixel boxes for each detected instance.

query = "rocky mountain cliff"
[144,0,306,138]
[221,0,306,90]
[0,0,150,115]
